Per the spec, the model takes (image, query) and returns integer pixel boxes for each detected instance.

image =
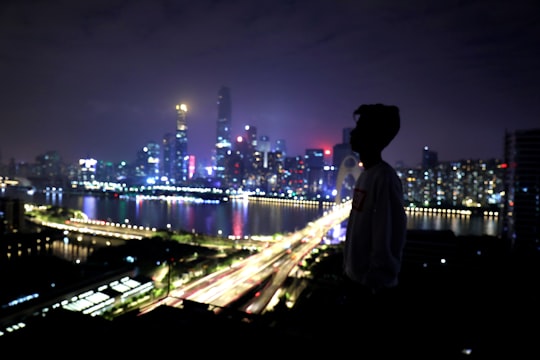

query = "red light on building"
[188,155,196,179]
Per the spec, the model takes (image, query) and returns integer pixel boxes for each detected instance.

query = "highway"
[140,201,351,315]
[30,200,351,316]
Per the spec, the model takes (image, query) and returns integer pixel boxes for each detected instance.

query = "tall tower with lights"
[175,103,189,184]
[215,86,232,185]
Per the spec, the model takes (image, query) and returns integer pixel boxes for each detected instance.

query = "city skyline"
[1,1,539,168]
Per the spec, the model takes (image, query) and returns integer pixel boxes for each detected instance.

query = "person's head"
[350,103,400,164]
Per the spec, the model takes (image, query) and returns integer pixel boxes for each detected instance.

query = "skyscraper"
[134,141,161,184]
[502,128,540,254]
[215,86,232,185]
[243,125,257,154]
[175,103,189,184]
[161,132,175,183]
[304,148,325,195]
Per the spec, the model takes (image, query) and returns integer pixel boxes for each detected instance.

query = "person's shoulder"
[373,162,401,182]
[376,161,397,173]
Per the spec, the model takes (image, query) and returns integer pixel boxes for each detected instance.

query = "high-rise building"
[225,139,244,189]
[32,150,66,188]
[304,148,325,195]
[242,125,257,172]
[502,128,540,254]
[283,156,306,196]
[333,127,356,168]
[258,135,271,153]
[215,86,232,184]
[78,158,97,183]
[175,103,189,184]
[244,125,257,151]
[161,133,175,183]
[133,141,161,185]
[0,197,25,234]
[274,139,287,157]
[258,135,271,169]
[422,146,438,169]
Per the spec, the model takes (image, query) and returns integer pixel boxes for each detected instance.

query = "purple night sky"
[1,0,539,168]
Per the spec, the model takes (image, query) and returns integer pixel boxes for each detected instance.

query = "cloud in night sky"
[1,0,539,168]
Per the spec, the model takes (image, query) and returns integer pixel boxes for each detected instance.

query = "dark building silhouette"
[333,127,356,168]
[304,148,325,196]
[215,86,232,184]
[0,197,25,234]
[422,145,438,169]
[502,128,540,253]
[161,132,175,182]
[225,137,246,189]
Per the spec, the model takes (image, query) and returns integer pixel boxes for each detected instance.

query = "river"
[3,188,502,238]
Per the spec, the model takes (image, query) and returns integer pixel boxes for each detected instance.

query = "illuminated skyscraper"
[175,103,189,183]
[215,86,232,185]
[134,141,161,184]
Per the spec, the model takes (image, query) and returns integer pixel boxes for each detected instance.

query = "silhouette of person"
[343,103,407,298]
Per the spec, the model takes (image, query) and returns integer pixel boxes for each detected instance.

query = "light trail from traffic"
[140,201,351,315]
[30,198,351,317]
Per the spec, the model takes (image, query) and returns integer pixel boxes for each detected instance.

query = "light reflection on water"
[9,190,503,237]
[3,190,502,262]
[26,192,328,237]
[6,190,503,238]
[405,210,501,237]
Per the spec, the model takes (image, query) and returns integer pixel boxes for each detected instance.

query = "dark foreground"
[2,230,539,358]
